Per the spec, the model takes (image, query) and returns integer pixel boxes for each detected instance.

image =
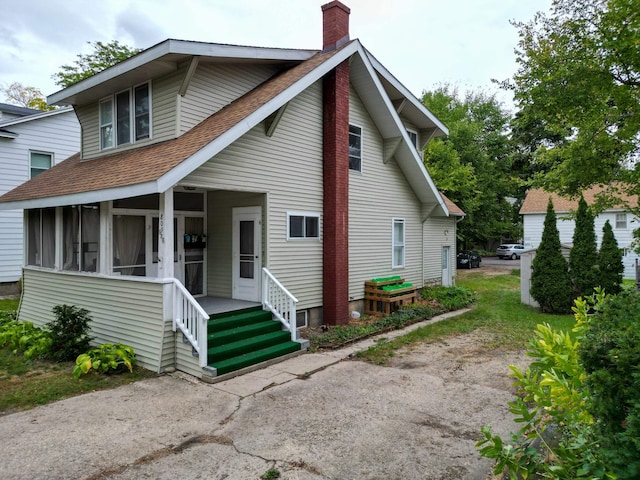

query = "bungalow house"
[520,187,639,279]
[0,1,462,379]
[0,104,80,284]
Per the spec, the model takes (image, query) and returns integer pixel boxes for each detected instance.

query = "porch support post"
[158,188,174,279]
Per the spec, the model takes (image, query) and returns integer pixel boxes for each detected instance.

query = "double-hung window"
[392,218,405,268]
[349,124,362,172]
[30,151,52,178]
[288,213,320,239]
[100,82,150,150]
[615,213,627,229]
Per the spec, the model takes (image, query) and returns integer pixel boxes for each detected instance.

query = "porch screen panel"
[41,209,55,268]
[62,206,79,271]
[113,215,146,276]
[239,220,254,279]
[184,217,204,294]
[27,209,55,267]
[81,205,100,272]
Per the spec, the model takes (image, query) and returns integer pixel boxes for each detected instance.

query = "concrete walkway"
[0,309,518,480]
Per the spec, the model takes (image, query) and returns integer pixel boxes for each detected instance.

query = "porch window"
[113,215,146,276]
[349,124,362,172]
[392,218,405,268]
[62,205,100,272]
[287,213,319,239]
[27,208,55,267]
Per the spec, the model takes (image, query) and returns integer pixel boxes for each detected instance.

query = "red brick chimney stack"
[322,1,351,52]
[321,1,350,325]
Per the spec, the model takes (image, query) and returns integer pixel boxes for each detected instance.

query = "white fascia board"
[0,181,158,211]
[0,106,74,128]
[353,45,449,216]
[157,42,360,191]
[366,49,449,136]
[48,39,318,105]
[0,130,18,139]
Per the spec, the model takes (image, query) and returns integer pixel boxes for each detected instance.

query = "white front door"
[232,207,262,302]
[442,246,452,286]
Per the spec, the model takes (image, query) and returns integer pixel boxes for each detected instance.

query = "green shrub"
[579,290,640,479]
[73,343,136,379]
[0,318,53,360]
[420,285,476,311]
[46,305,93,362]
[597,220,624,295]
[569,196,598,298]
[530,198,573,313]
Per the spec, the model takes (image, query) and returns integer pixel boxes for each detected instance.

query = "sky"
[0,0,553,110]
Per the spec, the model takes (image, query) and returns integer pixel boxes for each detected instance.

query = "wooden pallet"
[364,278,417,315]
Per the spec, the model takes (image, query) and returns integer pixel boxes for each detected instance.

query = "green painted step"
[207,308,272,332]
[207,320,280,347]
[211,341,302,376]
[207,330,291,364]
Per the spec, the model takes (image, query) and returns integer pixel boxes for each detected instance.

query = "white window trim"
[286,211,321,240]
[615,213,627,229]
[29,150,53,178]
[99,81,152,151]
[406,128,419,150]
[349,123,363,173]
[392,217,405,269]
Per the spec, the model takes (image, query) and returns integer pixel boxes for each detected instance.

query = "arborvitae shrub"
[530,198,572,313]
[569,196,598,297]
[597,219,623,295]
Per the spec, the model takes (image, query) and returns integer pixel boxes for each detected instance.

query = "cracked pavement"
[0,312,524,480]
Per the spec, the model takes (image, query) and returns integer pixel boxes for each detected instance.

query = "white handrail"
[262,267,298,341]
[172,279,210,368]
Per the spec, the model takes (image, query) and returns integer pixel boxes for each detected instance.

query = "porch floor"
[196,296,261,316]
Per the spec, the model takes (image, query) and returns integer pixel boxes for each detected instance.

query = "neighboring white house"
[520,187,639,279]
[0,104,80,283]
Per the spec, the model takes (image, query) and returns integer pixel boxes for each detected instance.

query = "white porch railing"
[172,279,210,368]
[262,268,298,341]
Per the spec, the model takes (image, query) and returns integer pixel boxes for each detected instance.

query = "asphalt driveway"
[0,311,523,480]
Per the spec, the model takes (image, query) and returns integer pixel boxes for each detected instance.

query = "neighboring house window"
[349,124,362,172]
[406,129,418,150]
[30,151,52,178]
[62,204,100,272]
[99,82,151,150]
[392,218,405,268]
[616,213,627,229]
[27,208,56,268]
[288,213,320,239]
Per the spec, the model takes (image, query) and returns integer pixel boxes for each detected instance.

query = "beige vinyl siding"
[179,63,279,134]
[19,268,168,372]
[79,74,180,160]
[423,217,457,284]
[183,81,324,309]
[175,339,203,378]
[348,86,424,299]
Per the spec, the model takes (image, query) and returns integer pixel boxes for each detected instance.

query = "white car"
[496,244,526,260]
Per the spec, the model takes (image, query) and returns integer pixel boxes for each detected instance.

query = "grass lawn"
[0,300,158,415]
[357,268,575,364]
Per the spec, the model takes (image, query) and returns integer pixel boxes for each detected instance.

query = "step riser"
[208,331,291,363]
[213,342,301,376]
[208,321,280,346]
[208,311,273,332]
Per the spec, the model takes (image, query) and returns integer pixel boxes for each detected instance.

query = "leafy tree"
[569,196,598,297]
[530,198,572,313]
[422,85,519,248]
[598,219,624,294]
[1,82,53,111]
[506,0,640,202]
[52,40,142,88]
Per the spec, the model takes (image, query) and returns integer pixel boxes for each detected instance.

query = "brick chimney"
[322,1,350,52]
[322,1,350,325]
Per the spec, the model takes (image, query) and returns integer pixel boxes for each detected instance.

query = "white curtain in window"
[41,209,55,268]
[81,206,100,272]
[113,215,145,275]
[63,206,79,270]
[27,210,40,265]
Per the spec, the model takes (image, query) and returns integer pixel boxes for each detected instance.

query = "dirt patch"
[387,329,530,393]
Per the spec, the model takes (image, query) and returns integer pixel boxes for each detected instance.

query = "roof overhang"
[0,128,18,139]
[0,106,74,128]
[48,39,318,106]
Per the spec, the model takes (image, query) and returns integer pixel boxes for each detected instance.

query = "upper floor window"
[30,151,52,178]
[392,218,405,268]
[100,82,150,150]
[615,213,627,229]
[406,129,418,150]
[349,124,362,172]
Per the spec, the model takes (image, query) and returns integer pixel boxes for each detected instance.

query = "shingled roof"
[0,47,344,206]
[520,186,639,214]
